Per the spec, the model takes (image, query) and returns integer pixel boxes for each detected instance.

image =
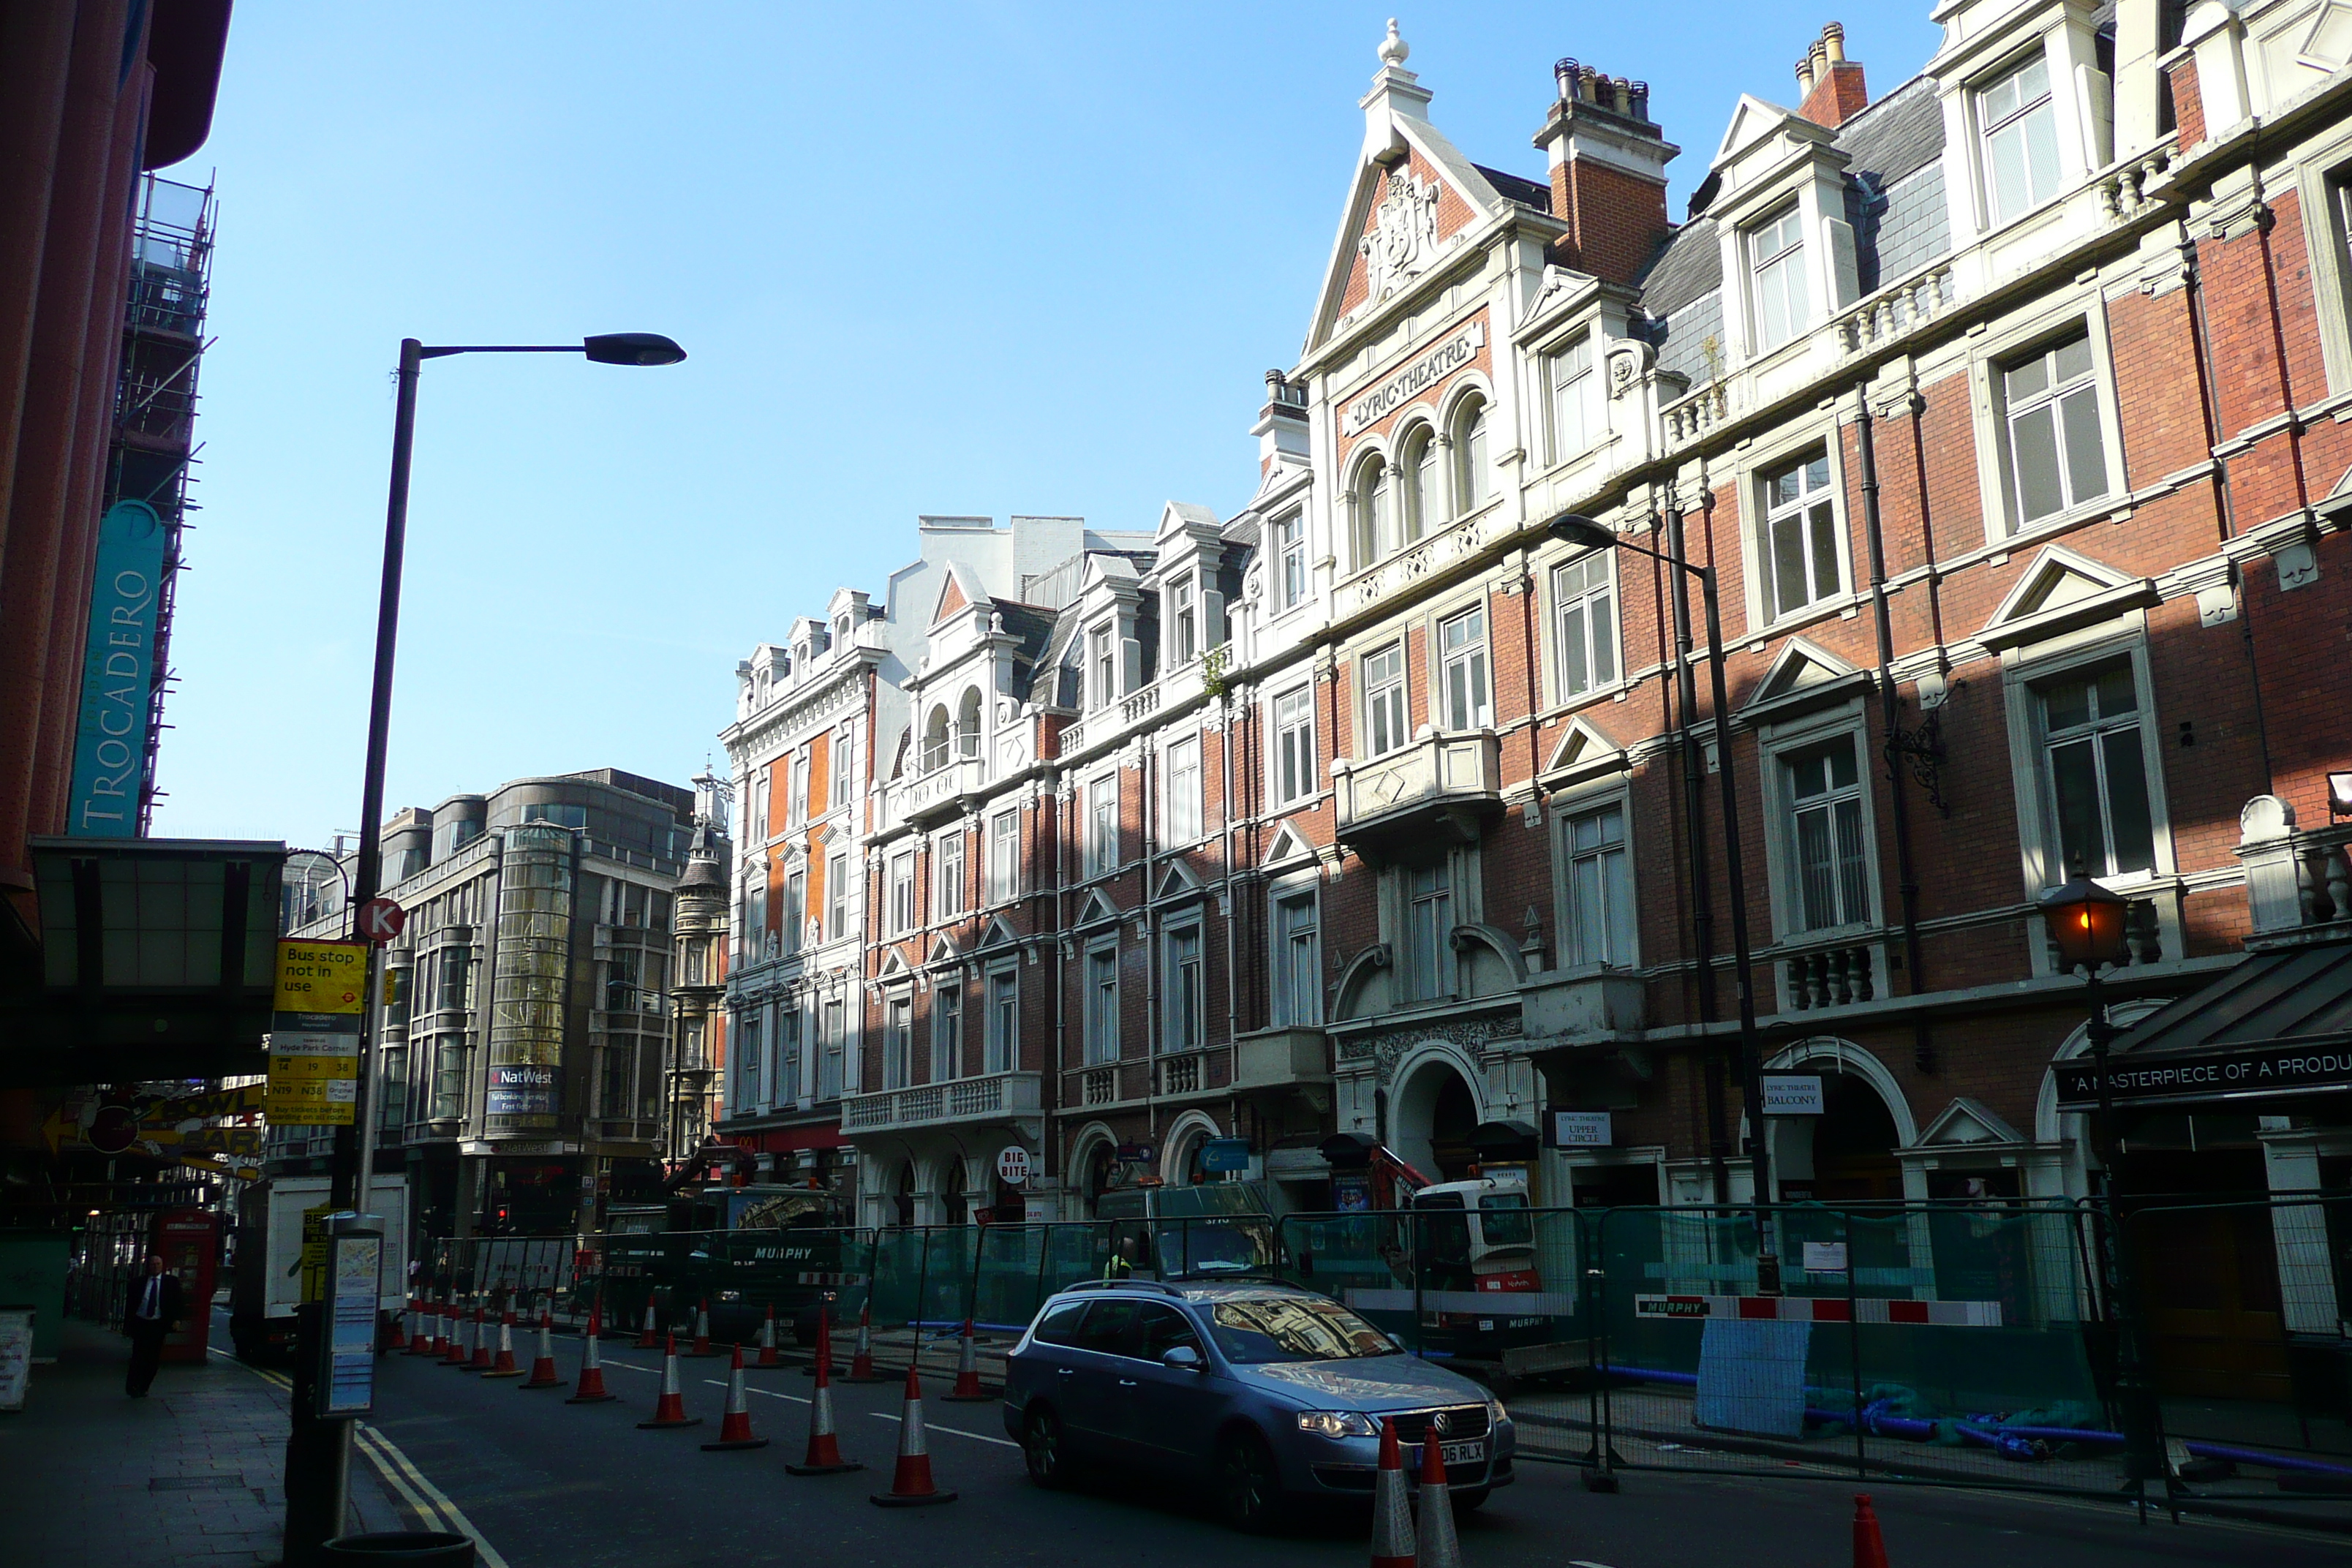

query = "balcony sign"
[1549,1111,1612,1147]
[1760,1074,1824,1115]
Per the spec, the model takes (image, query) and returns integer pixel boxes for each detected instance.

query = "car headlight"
[1487,1395,1510,1427]
[1295,1410,1379,1439]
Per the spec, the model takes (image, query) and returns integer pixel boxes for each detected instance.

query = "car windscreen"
[1479,1191,1534,1248]
[1207,1297,1395,1363]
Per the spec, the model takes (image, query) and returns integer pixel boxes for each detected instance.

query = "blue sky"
[153,2,1945,851]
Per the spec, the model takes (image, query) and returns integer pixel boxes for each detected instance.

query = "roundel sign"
[995,1145,1032,1187]
[357,896,407,945]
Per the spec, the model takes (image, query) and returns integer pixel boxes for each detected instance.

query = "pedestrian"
[124,1251,182,1398]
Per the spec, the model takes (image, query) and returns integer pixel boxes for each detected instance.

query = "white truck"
[228,1173,408,1362]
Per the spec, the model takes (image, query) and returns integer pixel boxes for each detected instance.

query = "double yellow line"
[208,1345,508,1567]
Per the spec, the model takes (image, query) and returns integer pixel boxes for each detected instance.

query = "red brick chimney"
[1796,23,1868,129]
[1533,59,1678,287]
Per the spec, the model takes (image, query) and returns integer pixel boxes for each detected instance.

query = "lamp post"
[1546,513,1779,1293]
[2036,864,2165,1490]
[282,332,685,1567]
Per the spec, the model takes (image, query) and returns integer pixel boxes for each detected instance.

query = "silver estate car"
[1000,1277,1515,1531]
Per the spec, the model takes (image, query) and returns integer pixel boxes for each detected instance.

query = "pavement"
[12,1311,2352,1568]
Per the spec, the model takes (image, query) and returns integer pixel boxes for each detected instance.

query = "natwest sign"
[1341,321,1485,436]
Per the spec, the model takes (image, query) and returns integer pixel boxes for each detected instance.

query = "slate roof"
[1473,163,1551,214]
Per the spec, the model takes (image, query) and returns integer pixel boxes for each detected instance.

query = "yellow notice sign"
[266,1034,360,1126]
[274,940,369,1015]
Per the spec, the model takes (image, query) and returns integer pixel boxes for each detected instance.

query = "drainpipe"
[1853,387,1933,1074]
[1666,495,1730,1205]
[2176,216,2276,794]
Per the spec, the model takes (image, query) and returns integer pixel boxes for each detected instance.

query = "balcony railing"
[2240,799,2352,938]
[1333,731,1501,855]
[838,1068,1041,1134]
[881,756,987,832]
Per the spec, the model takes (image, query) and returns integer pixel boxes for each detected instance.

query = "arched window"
[1352,453,1390,569]
[955,687,981,759]
[1398,426,1435,544]
[1451,394,1488,513]
[921,705,950,772]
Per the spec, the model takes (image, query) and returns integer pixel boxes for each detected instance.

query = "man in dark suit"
[124,1251,183,1397]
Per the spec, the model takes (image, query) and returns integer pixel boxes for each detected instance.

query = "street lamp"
[1546,513,1779,1293]
[282,331,685,1568]
[2035,861,2163,1485]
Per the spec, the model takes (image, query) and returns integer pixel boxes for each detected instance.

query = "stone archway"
[1390,1049,1483,1183]
[1758,1039,1917,1204]
[1161,1111,1222,1187]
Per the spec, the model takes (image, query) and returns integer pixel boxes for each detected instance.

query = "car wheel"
[1023,1406,1073,1489]
[1214,1428,1285,1532]
[1452,1487,1490,1512]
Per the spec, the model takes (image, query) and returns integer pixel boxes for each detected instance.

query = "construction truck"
[598,1183,851,1346]
[1092,1179,1282,1280]
[1305,1135,1576,1391]
[227,1172,408,1363]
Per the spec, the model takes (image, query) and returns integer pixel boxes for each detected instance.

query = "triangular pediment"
[1263,822,1316,867]
[931,562,987,628]
[1541,715,1627,781]
[1308,108,1518,350]
[926,933,962,968]
[1076,889,1120,929]
[878,947,912,979]
[1980,545,2157,650]
[1156,500,1221,546]
[1917,1096,2025,1149]
[1154,861,1205,903]
[1712,94,1826,171]
[1754,638,1859,701]
[978,916,1019,951]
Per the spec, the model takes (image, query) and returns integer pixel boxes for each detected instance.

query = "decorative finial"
[1379,18,1409,67]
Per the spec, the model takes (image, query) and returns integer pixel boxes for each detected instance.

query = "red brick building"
[772,11,2352,1353]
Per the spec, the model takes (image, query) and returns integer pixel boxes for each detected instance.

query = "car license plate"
[1439,1440,1484,1466]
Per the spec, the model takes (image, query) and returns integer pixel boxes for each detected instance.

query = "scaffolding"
[105,172,216,834]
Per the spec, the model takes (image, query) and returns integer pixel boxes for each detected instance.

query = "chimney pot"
[1823,21,1846,64]
[1555,57,1579,102]
[1796,56,1814,91]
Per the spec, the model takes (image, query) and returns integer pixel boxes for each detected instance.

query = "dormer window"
[1749,203,1809,352]
[1274,512,1305,610]
[1090,625,1116,709]
[1171,573,1198,666]
[834,614,851,647]
[1544,336,1594,465]
[1980,53,2059,226]
[955,687,981,759]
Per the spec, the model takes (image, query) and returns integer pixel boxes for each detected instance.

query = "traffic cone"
[755,1305,782,1368]
[519,1309,562,1389]
[385,1296,410,1352]
[1852,1494,1890,1568]
[440,1301,472,1367]
[636,1299,659,1349]
[467,1305,496,1371]
[943,1317,987,1401]
[1371,1418,1416,1568]
[701,1345,770,1451]
[785,1331,862,1476]
[690,1297,716,1357]
[407,1297,437,1357]
[870,1368,957,1507]
[636,1333,702,1430]
[845,1301,881,1383]
[483,1308,523,1376]
[1415,1419,1461,1568]
[567,1304,616,1404]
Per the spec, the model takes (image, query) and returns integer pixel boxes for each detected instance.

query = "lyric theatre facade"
[720,8,2352,1318]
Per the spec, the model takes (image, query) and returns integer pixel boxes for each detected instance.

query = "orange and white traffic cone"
[483,1308,523,1376]
[636,1299,659,1349]
[385,1296,410,1352]
[690,1297,716,1357]
[520,1309,562,1389]
[567,1303,616,1404]
[845,1301,881,1382]
[1852,1493,1891,1568]
[1371,1417,1416,1568]
[408,1296,437,1357]
[701,1345,770,1451]
[943,1317,987,1401]
[440,1301,472,1367]
[636,1333,702,1430]
[468,1305,497,1372]
[755,1305,782,1368]
[785,1329,862,1476]
[1415,1421,1461,1568]
[869,1368,956,1507]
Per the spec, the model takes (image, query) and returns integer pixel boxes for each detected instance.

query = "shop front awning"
[2054,941,2352,1109]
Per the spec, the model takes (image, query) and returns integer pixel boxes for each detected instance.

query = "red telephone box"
[152,1208,219,1363]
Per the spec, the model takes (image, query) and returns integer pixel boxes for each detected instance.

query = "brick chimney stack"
[1797,23,1868,129]
[1533,58,1678,287]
